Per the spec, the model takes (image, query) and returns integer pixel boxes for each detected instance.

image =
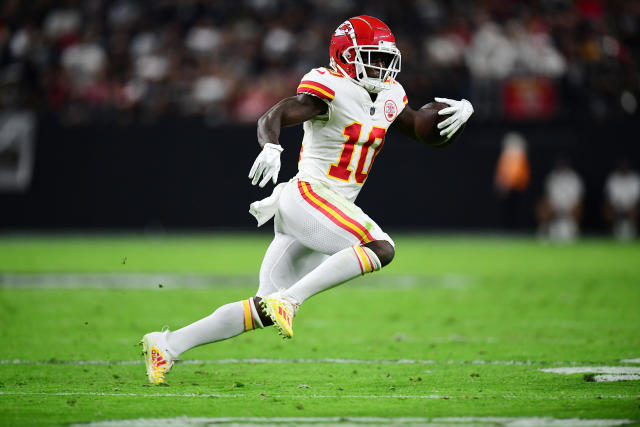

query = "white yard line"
[459,360,534,365]
[540,367,640,375]
[0,273,470,289]
[1,358,436,366]
[591,374,640,382]
[540,366,640,382]
[0,391,241,398]
[0,358,583,366]
[438,417,636,427]
[0,391,637,400]
[4,359,639,370]
[0,391,440,399]
[620,358,640,364]
[67,416,638,427]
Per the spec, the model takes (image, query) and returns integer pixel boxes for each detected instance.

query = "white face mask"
[334,41,402,93]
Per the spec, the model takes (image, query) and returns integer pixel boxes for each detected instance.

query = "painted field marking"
[621,358,640,364]
[3,358,638,369]
[68,416,638,427]
[1,358,435,366]
[0,391,637,400]
[0,273,471,289]
[590,374,640,382]
[540,365,640,383]
[540,367,640,375]
[0,358,584,366]
[0,391,439,399]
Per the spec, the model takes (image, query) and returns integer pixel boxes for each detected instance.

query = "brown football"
[415,101,449,146]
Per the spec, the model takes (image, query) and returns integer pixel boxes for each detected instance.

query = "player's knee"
[364,240,395,268]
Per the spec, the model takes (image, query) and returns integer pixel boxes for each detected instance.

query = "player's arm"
[392,98,474,148]
[249,94,328,187]
[257,94,328,149]
[392,106,449,147]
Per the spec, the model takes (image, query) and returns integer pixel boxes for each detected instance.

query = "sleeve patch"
[402,95,408,105]
[297,80,335,101]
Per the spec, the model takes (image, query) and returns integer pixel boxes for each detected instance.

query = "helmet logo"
[335,21,354,37]
[384,100,398,122]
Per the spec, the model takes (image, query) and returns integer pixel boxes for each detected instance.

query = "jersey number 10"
[328,123,386,184]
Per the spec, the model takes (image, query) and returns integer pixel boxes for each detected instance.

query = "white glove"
[435,97,474,140]
[248,143,283,188]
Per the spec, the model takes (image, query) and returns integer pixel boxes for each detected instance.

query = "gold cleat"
[261,291,299,339]
[140,331,175,384]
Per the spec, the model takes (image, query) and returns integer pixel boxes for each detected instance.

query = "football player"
[141,15,473,384]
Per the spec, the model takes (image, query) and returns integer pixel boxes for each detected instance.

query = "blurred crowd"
[0,0,639,125]
[494,131,640,241]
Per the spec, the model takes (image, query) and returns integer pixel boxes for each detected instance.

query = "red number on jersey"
[328,123,386,184]
[354,126,386,184]
[328,122,362,181]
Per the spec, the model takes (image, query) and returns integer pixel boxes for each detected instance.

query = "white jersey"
[295,67,408,202]
[546,168,584,212]
[605,171,640,211]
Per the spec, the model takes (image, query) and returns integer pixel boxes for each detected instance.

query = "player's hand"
[435,97,474,140]
[248,143,284,188]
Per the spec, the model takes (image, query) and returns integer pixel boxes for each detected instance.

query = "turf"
[0,234,639,426]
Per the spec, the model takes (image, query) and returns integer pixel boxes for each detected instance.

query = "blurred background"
[0,0,639,240]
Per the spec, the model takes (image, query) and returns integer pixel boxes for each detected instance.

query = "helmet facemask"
[334,41,401,93]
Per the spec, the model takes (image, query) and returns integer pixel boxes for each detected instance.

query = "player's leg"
[280,239,393,305]
[261,180,394,338]
[256,230,329,299]
[141,294,264,384]
[157,233,309,356]
[141,231,326,383]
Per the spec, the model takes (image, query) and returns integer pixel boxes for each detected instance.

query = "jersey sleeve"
[296,68,336,103]
[394,80,408,110]
[386,77,408,116]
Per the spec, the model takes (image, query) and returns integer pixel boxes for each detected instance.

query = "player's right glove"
[248,143,284,188]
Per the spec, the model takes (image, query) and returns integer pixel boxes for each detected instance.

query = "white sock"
[166,297,263,357]
[283,245,381,304]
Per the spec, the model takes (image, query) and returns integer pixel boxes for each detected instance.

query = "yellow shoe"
[140,331,175,384]
[261,291,299,339]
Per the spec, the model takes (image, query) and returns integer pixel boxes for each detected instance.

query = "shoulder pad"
[297,68,337,102]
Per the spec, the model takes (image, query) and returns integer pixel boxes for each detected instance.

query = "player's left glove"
[435,97,474,140]
[249,143,284,188]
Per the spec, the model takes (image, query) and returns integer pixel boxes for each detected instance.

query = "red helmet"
[330,16,402,93]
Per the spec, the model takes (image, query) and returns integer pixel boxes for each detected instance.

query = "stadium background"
[1,2,639,425]
[0,0,638,233]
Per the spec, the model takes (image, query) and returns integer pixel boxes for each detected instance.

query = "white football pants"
[256,179,393,297]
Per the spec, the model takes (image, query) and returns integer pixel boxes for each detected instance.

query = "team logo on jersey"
[384,100,398,122]
[334,21,354,38]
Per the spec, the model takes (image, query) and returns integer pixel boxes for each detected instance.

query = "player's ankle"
[252,297,274,327]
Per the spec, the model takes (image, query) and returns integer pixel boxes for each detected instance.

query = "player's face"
[364,52,394,78]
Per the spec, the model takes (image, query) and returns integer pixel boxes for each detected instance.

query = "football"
[414,101,449,146]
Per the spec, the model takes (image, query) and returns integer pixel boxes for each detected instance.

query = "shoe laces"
[277,289,300,316]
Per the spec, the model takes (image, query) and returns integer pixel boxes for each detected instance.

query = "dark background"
[1,114,636,232]
[1,0,639,233]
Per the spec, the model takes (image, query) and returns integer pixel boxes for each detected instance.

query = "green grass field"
[0,234,639,426]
